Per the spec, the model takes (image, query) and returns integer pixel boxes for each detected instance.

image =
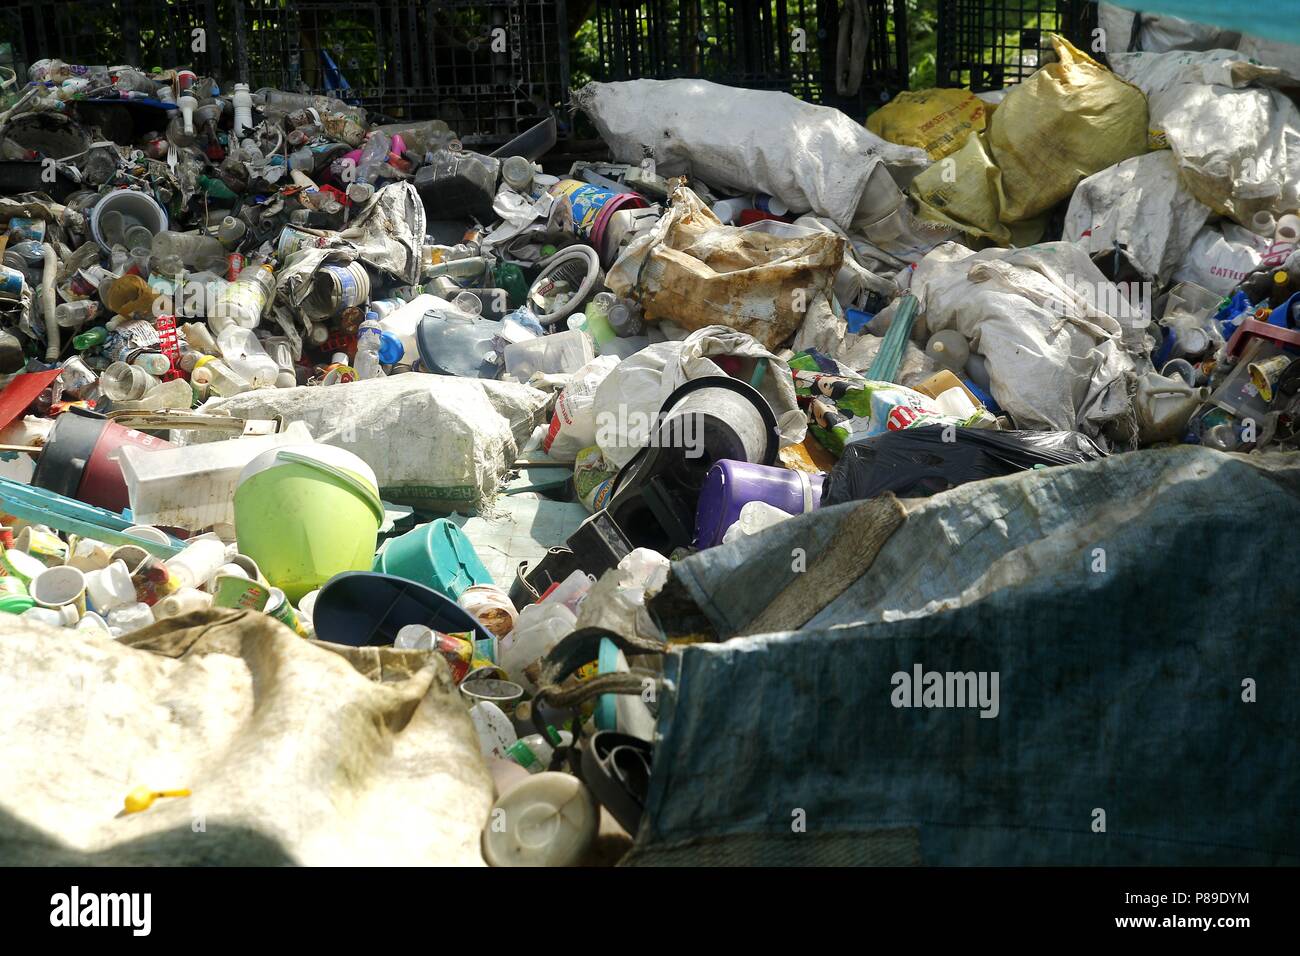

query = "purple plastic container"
[694,460,825,549]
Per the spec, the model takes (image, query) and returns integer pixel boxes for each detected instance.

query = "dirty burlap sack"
[0,610,493,865]
[607,186,844,350]
[910,36,1149,245]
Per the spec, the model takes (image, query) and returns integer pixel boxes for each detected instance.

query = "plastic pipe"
[41,243,59,361]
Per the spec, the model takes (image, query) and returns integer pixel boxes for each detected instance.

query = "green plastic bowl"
[235,446,383,603]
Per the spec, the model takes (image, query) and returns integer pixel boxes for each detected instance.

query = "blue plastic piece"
[377,331,404,365]
[845,308,875,334]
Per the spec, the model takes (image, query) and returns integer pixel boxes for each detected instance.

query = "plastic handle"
[274,451,384,525]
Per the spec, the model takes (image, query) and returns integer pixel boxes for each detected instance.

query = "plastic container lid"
[237,442,379,497]
[481,772,598,867]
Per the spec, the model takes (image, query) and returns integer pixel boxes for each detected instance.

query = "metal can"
[226,252,244,282]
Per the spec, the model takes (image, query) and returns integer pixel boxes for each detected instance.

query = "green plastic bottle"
[73,326,108,351]
[494,262,528,309]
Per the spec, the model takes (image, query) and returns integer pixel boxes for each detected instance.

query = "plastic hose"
[41,242,59,361]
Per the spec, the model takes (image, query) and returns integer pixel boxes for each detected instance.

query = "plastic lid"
[377,331,404,365]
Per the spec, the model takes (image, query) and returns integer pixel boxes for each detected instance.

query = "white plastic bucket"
[90,190,168,253]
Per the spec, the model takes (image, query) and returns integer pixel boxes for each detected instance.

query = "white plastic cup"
[85,559,137,613]
[30,565,87,618]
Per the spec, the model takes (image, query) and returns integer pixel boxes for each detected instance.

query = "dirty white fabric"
[194,375,549,511]
[0,610,493,865]
[1064,150,1212,282]
[906,241,1140,442]
[591,326,806,469]
[1108,49,1300,225]
[573,79,928,232]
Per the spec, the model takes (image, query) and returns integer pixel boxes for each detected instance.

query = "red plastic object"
[1224,319,1300,360]
[154,314,184,382]
[0,369,62,433]
[738,209,793,226]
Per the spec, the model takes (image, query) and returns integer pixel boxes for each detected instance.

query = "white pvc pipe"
[41,243,59,362]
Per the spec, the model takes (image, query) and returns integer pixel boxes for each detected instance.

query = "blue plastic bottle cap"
[377,331,404,365]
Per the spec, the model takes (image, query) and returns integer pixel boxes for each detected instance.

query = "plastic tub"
[694,460,825,549]
[234,444,383,602]
[90,190,168,253]
[30,407,172,514]
[117,422,313,531]
[373,518,493,598]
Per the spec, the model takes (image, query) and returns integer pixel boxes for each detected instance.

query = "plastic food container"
[117,422,314,531]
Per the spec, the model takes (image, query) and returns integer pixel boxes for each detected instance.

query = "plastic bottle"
[375,293,440,365]
[1269,270,1294,307]
[353,311,386,380]
[130,351,171,377]
[54,300,100,329]
[584,292,618,352]
[506,727,573,775]
[354,131,393,186]
[73,326,108,351]
[232,83,253,140]
[216,326,278,388]
[216,263,276,330]
[607,298,644,337]
[926,329,970,373]
[166,534,229,591]
[217,216,246,249]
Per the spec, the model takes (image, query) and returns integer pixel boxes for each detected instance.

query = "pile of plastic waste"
[3,16,1300,865]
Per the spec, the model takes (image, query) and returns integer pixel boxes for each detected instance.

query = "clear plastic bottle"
[54,299,100,328]
[216,263,276,331]
[353,311,386,380]
[216,326,278,388]
[100,361,160,402]
[354,131,393,186]
[232,83,253,139]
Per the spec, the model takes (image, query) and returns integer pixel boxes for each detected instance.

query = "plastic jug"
[1135,371,1210,445]
[499,601,577,692]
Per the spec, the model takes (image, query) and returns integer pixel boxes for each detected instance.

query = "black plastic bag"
[823,425,1106,504]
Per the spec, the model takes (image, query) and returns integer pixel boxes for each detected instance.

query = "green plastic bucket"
[234,446,383,603]
[372,519,492,598]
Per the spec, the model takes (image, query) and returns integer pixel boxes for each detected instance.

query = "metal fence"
[0,0,569,144]
[935,0,1097,91]
[590,0,909,113]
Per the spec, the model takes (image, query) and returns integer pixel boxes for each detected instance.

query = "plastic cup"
[30,565,87,618]
[85,559,137,613]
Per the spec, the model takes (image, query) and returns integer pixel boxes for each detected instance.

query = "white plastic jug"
[499,601,577,692]
[377,293,444,365]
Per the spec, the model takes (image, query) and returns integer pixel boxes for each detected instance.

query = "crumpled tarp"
[0,609,493,865]
[635,447,1300,864]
